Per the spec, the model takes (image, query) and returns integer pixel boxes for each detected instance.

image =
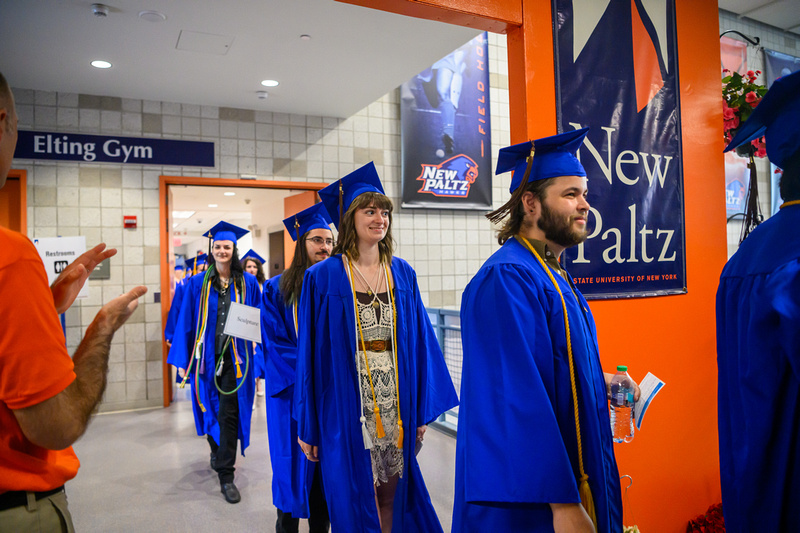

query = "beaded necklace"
[344,255,403,450]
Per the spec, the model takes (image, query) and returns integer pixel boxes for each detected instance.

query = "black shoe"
[442,133,454,155]
[221,481,241,504]
[210,454,217,471]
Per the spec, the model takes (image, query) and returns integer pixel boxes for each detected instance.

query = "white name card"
[223,302,262,343]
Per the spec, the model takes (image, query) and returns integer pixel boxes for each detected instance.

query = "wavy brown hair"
[242,257,266,285]
[331,192,394,263]
[493,177,553,245]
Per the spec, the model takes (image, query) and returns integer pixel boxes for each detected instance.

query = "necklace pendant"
[367,290,373,296]
[372,300,380,309]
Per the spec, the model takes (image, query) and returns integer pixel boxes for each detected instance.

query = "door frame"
[2,169,27,234]
[159,175,326,406]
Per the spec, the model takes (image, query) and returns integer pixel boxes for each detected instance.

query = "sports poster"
[400,32,492,210]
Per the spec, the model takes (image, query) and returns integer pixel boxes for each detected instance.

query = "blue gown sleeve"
[771,260,800,378]
[294,269,320,446]
[167,277,198,371]
[260,279,298,397]
[164,281,185,343]
[459,263,580,505]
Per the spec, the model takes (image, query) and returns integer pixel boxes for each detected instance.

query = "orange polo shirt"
[0,227,79,493]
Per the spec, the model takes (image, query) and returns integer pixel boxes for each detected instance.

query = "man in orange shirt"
[0,72,147,532]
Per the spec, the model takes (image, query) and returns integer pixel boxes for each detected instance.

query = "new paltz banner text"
[555,0,686,299]
[400,32,492,210]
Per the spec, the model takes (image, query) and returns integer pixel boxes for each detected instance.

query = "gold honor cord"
[517,235,597,530]
[780,199,800,209]
[345,257,403,449]
[293,303,299,338]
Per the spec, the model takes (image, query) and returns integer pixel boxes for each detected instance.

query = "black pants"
[276,466,330,533]
[207,350,239,484]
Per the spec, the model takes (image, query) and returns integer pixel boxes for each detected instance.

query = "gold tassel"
[578,474,597,531]
[396,420,404,449]
[374,407,386,439]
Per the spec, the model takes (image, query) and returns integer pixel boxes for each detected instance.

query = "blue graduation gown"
[716,203,800,532]
[453,238,622,532]
[167,271,260,452]
[294,255,459,533]
[164,279,185,343]
[253,280,268,380]
[260,274,320,516]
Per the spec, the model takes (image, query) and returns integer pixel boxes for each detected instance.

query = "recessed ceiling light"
[172,210,195,219]
[300,34,312,41]
[139,10,166,22]
[224,192,236,196]
[261,79,279,87]
[91,60,112,69]
[208,204,218,208]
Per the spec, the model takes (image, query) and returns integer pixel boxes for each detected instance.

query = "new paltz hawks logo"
[416,155,479,197]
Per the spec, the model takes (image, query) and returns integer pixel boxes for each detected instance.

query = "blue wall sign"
[14,130,215,167]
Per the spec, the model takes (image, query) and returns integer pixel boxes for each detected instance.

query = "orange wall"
[347,0,726,530]
[507,1,726,529]
[595,1,727,529]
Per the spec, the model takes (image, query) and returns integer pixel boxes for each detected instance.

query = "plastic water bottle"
[610,365,634,443]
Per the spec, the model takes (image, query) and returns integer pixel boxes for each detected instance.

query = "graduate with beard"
[260,203,333,533]
[453,129,637,533]
[294,163,458,533]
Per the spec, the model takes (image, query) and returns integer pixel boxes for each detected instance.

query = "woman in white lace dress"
[295,163,458,533]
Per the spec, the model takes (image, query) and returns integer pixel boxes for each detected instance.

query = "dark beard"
[537,200,587,248]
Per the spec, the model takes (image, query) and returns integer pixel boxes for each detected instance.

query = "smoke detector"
[91,3,109,17]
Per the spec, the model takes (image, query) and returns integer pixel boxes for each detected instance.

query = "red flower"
[746,70,755,78]
[687,503,725,533]
[745,91,759,103]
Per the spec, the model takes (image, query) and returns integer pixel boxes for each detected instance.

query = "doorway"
[159,175,324,406]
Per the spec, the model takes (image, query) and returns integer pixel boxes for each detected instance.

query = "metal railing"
[427,308,461,436]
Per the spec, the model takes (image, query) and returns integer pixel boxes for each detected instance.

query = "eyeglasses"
[307,236,335,246]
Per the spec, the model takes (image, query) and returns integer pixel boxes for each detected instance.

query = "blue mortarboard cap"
[283,202,333,242]
[318,162,385,229]
[185,253,207,270]
[202,221,249,244]
[174,264,184,271]
[497,127,589,193]
[241,249,265,264]
[724,70,800,169]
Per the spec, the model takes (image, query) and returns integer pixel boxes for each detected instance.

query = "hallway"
[68,390,456,532]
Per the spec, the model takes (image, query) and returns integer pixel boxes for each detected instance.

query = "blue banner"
[555,0,686,298]
[400,32,492,210]
[14,130,215,167]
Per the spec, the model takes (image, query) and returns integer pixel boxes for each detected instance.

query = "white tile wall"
[11,32,510,411]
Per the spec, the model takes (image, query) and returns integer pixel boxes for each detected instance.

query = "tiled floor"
[68,388,456,532]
